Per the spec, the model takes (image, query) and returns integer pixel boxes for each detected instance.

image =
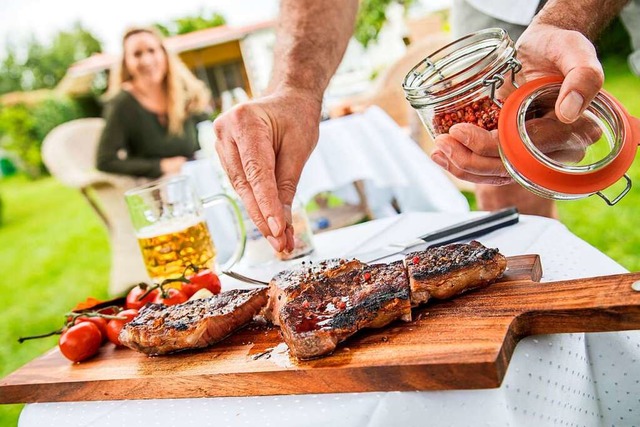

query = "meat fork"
[220,269,269,287]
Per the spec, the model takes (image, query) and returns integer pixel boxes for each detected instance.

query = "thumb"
[554,32,604,123]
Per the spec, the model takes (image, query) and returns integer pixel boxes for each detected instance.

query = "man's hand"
[515,23,604,123]
[213,90,322,252]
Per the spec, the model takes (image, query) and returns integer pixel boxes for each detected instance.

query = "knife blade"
[353,207,519,263]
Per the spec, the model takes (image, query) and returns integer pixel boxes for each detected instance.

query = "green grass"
[0,58,638,426]
[556,57,640,271]
[0,177,110,425]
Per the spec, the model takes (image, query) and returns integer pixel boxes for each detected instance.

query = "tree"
[155,11,226,37]
[354,0,415,48]
[0,22,102,95]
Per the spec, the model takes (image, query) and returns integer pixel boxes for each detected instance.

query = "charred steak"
[279,260,411,359]
[119,288,268,355]
[405,240,507,305]
[264,258,365,326]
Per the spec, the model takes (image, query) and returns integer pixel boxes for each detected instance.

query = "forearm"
[534,0,630,41]
[267,0,358,102]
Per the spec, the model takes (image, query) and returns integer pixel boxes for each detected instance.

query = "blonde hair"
[107,27,211,135]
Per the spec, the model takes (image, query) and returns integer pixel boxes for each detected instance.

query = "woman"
[97,27,211,178]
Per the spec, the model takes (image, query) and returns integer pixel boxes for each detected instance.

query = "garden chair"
[41,118,150,296]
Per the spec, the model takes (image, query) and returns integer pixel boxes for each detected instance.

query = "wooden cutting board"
[2,255,640,404]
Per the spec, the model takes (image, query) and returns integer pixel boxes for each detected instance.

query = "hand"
[213,90,322,252]
[515,23,604,124]
[160,156,188,175]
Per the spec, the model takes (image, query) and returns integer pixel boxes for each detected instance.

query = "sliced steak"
[264,258,365,326]
[279,260,411,359]
[119,288,268,355]
[405,240,507,306]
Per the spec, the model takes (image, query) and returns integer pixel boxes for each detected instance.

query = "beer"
[137,216,216,281]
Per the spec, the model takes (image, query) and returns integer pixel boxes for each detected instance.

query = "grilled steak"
[405,240,507,305]
[119,288,268,355]
[279,260,411,359]
[264,258,365,326]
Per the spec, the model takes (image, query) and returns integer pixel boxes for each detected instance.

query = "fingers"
[274,128,318,253]
[431,128,512,185]
[448,124,500,157]
[213,106,287,252]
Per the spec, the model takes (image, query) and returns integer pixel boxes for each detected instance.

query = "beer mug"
[124,175,246,282]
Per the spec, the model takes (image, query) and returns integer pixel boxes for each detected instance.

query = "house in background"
[58,21,276,110]
[57,5,446,116]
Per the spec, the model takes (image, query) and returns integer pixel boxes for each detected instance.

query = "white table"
[19,213,640,427]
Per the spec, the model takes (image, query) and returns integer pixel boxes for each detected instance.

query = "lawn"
[0,58,638,426]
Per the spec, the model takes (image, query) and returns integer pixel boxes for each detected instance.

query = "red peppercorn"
[433,96,502,135]
[412,256,420,265]
[363,272,371,281]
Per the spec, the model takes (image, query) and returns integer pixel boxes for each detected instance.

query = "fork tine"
[221,270,269,286]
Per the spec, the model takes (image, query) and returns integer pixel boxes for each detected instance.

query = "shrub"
[0,96,84,178]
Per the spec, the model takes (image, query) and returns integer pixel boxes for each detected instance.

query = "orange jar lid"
[498,76,638,199]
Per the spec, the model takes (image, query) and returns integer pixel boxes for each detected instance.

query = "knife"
[353,207,519,263]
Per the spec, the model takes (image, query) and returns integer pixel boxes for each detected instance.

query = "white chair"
[41,118,150,296]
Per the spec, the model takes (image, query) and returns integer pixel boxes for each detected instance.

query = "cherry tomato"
[184,269,221,297]
[153,288,188,306]
[106,309,139,346]
[126,284,159,310]
[73,316,108,342]
[58,322,102,363]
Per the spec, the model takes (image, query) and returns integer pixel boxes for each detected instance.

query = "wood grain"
[3,255,640,404]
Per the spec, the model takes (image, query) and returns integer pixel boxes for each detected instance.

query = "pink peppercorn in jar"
[402,28,521,140]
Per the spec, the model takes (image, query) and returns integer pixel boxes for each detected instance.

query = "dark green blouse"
[97,90,207,178]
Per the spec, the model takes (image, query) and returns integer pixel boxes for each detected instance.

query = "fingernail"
[267,216,282,237]
[431,152,448,169]
[559,91,584,122]
[266,235,282,252]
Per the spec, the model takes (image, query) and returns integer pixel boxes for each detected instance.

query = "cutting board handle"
[510,271,640,337]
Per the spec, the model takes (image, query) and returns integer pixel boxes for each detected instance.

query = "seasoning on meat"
[119,288,268,355]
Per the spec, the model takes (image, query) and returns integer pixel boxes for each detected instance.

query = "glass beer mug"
[125,175,246,282]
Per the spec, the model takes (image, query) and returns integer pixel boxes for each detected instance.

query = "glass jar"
[402,28,521,139]
[403,28,639,205]
[276,197,315,261]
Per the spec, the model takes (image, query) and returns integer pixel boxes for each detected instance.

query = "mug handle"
[201,193,247,271]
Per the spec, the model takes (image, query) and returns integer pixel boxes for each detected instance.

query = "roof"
[66,21,275,78]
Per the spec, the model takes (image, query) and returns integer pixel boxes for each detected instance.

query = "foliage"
[154,10,226,37]
[0,22,102,95]
[0,97,84,177]
[354,0,415,48]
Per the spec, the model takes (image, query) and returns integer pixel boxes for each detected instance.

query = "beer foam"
[137,215,206,238]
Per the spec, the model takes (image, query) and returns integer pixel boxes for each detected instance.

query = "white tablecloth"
[19,213,640,427]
